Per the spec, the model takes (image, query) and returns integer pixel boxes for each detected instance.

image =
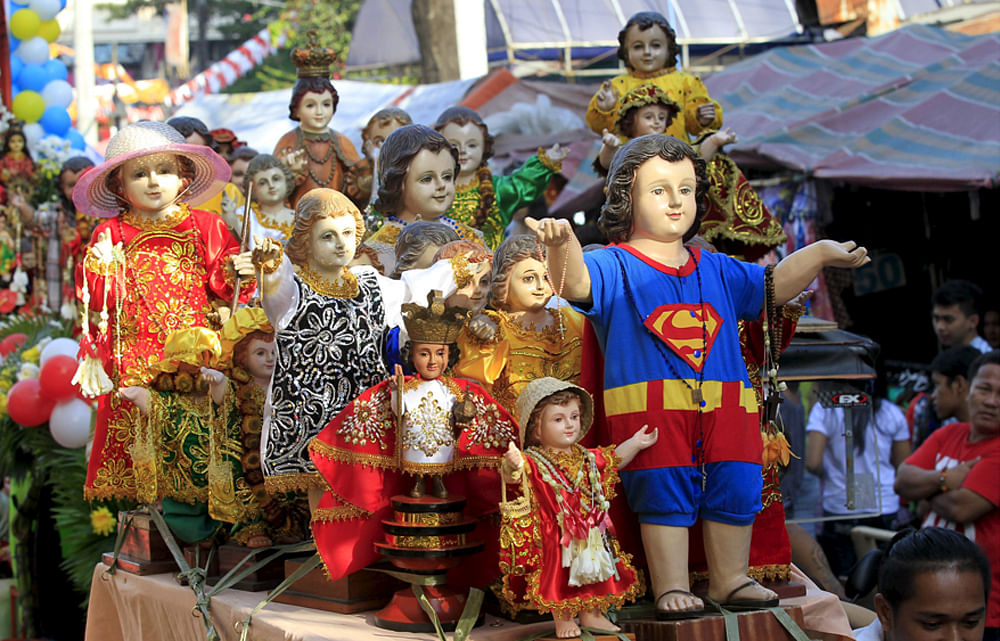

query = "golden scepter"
[231,184,254,312]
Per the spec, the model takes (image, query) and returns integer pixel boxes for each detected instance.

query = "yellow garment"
[150,327,223,372]
[198,182,244,218]
[218,306,272,368]
[453,306,584,416]
[585,70,722,143]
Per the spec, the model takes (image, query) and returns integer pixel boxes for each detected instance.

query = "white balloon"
[29,0,61,21]
[23,122,44,145]
[39,336,78,366]
[49,399,92,449]
[40,79,73,108]
[15,37,50,65]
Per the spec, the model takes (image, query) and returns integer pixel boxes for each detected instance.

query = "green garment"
[447,154,555,249]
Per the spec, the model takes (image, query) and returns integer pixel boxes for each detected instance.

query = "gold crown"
[401,290,468,345]
[291,31,336,79]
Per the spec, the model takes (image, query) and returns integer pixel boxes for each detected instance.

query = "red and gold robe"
[78,206,252,502]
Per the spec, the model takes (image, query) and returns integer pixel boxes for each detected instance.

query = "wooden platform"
[271,559,402,614]
[620,605,806,641]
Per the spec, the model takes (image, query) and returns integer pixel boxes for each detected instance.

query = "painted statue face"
[61,167,85,202]
[366,119,404,151]
[445,260,491,311]
[121,153,184,217]
[632,104,671,136]
[625,23,669,74]
[401,149,455,221]
[309,214,357,271]
[229,158,251,192]
[506,257,552,313]
[630,156,697,244]
[244,337,276,380]
[438,122,484,178]
[251,167,288,207]
[411,342,448,380]
[878,569,985,641]
[533,397,581,454]
[297,90,335,134]
[8,134,25,154]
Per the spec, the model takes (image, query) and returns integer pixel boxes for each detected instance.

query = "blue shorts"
[620,462,763,527]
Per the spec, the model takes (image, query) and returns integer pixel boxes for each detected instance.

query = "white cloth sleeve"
[261,254,299,331]
[364,259,459,344]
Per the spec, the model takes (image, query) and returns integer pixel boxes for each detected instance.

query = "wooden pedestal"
[272,560,402,613]
[536,635,635,641]
[203,544,289,592]
[620,605,806,641]
[101,511,177,575]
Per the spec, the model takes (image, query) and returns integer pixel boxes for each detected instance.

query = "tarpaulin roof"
[703,24,1000,191]
[347,0,803,69]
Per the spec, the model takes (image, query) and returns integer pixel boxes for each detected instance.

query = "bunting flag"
[165,25,290,107]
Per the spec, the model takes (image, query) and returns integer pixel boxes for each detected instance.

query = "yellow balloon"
[10,9,42,41]
[37,19,61,43]
[12,91,45,123]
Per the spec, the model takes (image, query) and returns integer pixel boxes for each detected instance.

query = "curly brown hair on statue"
[244,154,296,201]
[598,134,709,244]
[433,106,496,228]
[288,77,339,123]
[616,11,680,71]
[489,234,546,311]
[374,125,459,216]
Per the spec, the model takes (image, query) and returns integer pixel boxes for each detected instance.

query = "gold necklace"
[121,202,191,231]
[251,203,294,239]
[298,264,359,298]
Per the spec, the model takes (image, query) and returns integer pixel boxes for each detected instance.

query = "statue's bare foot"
[246,535,272,549]
[553,613,580,638]
[655,588,705,619]
[579,609,619,632]
[711,578,779,608]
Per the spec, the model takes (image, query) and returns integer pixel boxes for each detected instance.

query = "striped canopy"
[704,24,1000,191]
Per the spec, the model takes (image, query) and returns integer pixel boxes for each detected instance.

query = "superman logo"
[643,303,723,372]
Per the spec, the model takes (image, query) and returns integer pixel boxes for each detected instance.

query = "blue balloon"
[66,129,85,150]
[42,59,67,82]
[39,105,71,137]
[10,57,24,85]
[9,36,20,51]
[11,85,20,99]
[18,64,48,92]
[10,1,27,8]
[59,0,66,8]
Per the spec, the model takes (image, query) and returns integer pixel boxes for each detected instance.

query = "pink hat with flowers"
[73,121,231,218]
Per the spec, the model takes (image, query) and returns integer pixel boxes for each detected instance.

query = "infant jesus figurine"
[500,377,657,638]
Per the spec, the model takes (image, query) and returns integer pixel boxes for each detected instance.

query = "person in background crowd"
[895,350,1000,639]
[854,527,991,641]
[983,308,1000,350]
[806,366,911,578]
[932,280,991,353]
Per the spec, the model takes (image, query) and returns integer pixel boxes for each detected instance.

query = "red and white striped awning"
[165,25,290,107]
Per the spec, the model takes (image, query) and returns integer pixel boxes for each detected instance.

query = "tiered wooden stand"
[372,494,485,632]
[620,605,806,641]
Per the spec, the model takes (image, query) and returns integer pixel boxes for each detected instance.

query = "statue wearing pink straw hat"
[74,121,257,525]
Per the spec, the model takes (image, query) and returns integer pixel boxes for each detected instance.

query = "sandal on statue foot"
[720,580,779,609]
[655,589,708,620]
